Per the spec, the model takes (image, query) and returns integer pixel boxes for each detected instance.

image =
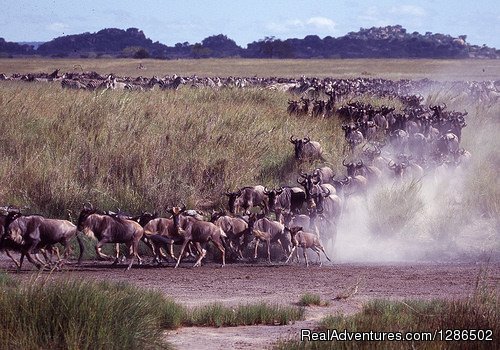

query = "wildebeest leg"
[132,240,142,267]
[253,239,260,259]
[95,240,114,261]
[266,240,271,263]
[5,250,20,269]
[285,246,297,264]
[192,243,206,268]
[303,247,309,267]
[311,246,322,266]
[211,238,226,267]
[175,239,191,268]
[125,243,136,271]
[112,243,121,265]
[320,246,331,263]
[24,249,43,270]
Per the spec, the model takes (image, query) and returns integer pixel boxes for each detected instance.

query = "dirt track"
[3,258,499,350]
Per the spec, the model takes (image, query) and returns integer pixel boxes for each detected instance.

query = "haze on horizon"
[1,0,499,49]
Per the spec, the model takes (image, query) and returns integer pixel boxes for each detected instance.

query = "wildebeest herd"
[0,70,495,271]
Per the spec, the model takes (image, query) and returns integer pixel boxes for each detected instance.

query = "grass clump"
[186,302,305,327]
[0,278,182,350]
[275,292,499,349]
[298,293,330,307]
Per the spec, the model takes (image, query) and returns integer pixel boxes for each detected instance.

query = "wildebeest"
[211,210,251,259]
[169,208,227,268]
[77,204,143,270]
[4,211,84,270]
[289,135,324,161]
[248,213,290,263]
[264,186,306,214]
[225,185,268,214]
[284,226,331,267]
[312,166,335,184]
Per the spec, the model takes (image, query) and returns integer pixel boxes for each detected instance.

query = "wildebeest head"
[77,203,97,231]
[289,135,311,160]
[263,187,284,211]
[137,211,158,227]
[166,204,187,230]
[224,189,242,214]
[342,158,363,177]
[297,172,320,208]
[387,160,407,179]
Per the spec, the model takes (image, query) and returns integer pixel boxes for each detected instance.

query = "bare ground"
[2,258,499,350]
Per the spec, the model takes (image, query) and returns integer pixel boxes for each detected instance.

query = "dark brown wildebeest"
[4,211,84,270]
[225,185,268,214]
[263,186,306,214]
[289,135,324,161]
[76,204,143,270]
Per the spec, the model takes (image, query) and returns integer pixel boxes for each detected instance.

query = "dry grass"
[0,81,341,217]
[1,58,499,80]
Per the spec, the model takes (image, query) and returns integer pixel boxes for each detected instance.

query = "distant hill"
[1,25,498,59]
[17,41,45,49]
[0,38,36,56]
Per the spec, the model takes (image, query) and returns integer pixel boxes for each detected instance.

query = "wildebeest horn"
[322,187,331,197]
[303,137,310,144]
[297,177,306,185]
[83,202,93,211]
[289,135,297,143]
[342,158,348,166]
[357,160,363,167]
[388,160,396,169]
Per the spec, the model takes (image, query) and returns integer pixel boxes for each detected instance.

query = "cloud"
[306,17,336,31]
[390,5,426,17]
[46,22,69,32]
[358,5,426,27]
[266,16,336,34]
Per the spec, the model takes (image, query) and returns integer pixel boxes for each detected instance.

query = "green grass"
[0,274,304,349]
[275,292,499,349]
[186,302,305,327]
[0,276,176,350]
[298,293,330,307]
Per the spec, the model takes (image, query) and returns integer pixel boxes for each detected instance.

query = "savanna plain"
[0,58,498,349]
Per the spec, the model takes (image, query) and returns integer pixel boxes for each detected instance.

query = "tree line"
[1,25,498,59]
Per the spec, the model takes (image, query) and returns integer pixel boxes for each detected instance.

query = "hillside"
[1,25,498,59]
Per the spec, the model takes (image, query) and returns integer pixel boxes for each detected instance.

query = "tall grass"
[0,276,177,349]
[0,82,341,217]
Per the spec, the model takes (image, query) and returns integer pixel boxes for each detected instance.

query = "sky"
[1,0,499,49]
